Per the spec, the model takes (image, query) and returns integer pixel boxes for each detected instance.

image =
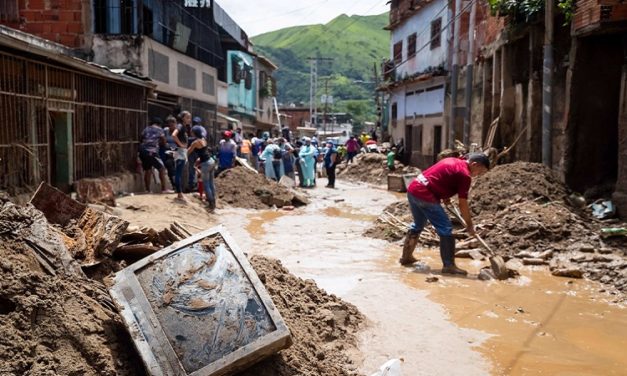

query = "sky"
[216,0,389,37]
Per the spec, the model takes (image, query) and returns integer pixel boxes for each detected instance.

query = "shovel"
[448,205,509,280]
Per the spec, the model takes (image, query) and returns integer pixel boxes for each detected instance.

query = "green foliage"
[334,99,377,134]
[488,0,575,24]
[252,13,389,104]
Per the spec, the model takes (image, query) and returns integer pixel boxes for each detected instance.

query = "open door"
[404,124,412,165]
[433,125,442,164]
[49,111,73,192]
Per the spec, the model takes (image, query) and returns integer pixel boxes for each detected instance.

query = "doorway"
[404,124,413,165]
[49,111,73,192]
[433,125,442,163]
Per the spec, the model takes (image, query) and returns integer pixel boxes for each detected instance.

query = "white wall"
[390,0,449,79]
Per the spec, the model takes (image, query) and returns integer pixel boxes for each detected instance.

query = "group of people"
[138,113,218,210]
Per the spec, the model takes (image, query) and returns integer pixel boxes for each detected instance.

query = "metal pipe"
[542,0,554,166]
[448,0,463,148]
[463,0,477,146]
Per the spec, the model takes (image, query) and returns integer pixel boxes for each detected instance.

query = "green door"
[50,112,73,192]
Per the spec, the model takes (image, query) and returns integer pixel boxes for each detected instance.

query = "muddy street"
[116,179,627,375]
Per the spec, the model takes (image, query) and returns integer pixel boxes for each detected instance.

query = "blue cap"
[193,116,202,124]
[191,125,207,138]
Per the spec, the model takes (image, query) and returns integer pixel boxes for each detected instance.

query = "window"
[0,0,19,22]
[407,33,417,58]
[94,0,137,34]
[430,18,442,50]
[393,41,403,65]
[202,72,215,95]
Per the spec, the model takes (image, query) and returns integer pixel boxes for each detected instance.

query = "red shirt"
[408,158,471,203]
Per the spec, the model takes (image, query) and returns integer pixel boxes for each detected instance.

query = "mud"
[215,167,308,209]
[365,162,627,300]
[336,153,419,186]
[237,255,364,376]
[470,162,569,215]
[0,205,143,376]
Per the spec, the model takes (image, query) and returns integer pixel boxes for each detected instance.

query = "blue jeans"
[188,152,198,190]
[407,193,453,237]
[175,159,186,193]
[200,161,215,208]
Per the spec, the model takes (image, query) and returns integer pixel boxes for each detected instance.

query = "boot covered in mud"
[399,231,420,266]
[439,236,467,275]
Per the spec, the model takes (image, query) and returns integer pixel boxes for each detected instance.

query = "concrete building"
[383,0,450,167]
[1,0,223,141]
[0,25,153,193]
[254,55,279,134]
[446,0,627,215]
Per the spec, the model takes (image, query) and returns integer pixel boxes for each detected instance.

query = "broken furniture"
[109,226,292,376]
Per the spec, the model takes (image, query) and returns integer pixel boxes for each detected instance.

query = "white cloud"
[215,0,389,36]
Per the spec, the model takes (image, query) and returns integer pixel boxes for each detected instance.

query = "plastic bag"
[370,358,402,376]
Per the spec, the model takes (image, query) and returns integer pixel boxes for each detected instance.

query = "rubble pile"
[237,255,363,376]
[469,162,568,214]
[216,167,309,209]
[336,153,420,185]
[0,190,363,374]
[365,162,627,298]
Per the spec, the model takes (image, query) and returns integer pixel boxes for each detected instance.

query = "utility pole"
[323,78,329,137]
[373,62,381,139]
[449,0,463,149]
[309,58,317,127]
[463,0,477,146]
[542,0,554,166]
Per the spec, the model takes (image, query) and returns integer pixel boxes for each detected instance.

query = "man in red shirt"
[400,153,490,275]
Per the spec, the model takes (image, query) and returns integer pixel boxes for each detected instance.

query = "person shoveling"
[399,153,490,276]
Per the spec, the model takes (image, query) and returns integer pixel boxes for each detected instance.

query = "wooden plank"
[30,182,86,226]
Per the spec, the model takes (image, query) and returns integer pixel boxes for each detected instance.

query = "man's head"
[467,153,490,177]
[326,141,334,148]
[151,117,163,127]
[236,127,242,133]
[391,147,397,152]
[165,116,177,129]
[192,116,202,125]
[224,130,233,139]
[303,137,311,145]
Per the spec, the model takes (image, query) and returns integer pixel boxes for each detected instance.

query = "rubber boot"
[439,236,467,275]
[399,231,420,266]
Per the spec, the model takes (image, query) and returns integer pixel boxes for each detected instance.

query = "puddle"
[384,247,627,375]
[322,206,378,222]
[245,210,288,240]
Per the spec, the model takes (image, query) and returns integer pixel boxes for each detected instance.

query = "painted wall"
[227,50,256,116]
[390,0,450,79]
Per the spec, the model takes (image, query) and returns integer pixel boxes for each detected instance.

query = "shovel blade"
[490,255,509,280]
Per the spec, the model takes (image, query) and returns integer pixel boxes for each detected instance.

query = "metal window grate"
[0,0,19,22]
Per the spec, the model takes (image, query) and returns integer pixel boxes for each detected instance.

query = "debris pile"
[237,256,363,376]
[0,185,362,375]
[216,167,309,209]
[365,162,627,298]
[337,153,420,185]
[469,162,568,214]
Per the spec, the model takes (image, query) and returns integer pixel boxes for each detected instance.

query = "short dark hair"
[151,117,163,125]
[467,153,490,169]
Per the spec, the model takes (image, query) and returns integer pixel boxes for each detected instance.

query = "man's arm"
[458,198,475,236]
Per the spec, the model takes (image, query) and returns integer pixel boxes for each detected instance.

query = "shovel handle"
[447,204,496,256]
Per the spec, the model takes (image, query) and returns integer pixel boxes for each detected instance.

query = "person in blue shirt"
[139,117,169,193]
[217,131,237,176]
[323,141,338,188]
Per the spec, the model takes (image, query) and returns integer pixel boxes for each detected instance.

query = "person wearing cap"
[298,137,316,188]
[139,117,170,193]
[187,126,216,211]
[400,153,491,275]
[217,130,237,175]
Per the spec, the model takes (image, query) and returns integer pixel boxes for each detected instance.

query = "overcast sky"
[216,0,389,37]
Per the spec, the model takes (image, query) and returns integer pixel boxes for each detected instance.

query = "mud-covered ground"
[364,162,627,300]
[336,153,420,186]
[0,199,363,376]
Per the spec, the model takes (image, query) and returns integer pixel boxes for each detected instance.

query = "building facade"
[384,0,450,167]
[0,26,152,193]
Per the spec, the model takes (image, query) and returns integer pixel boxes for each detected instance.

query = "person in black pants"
[323,141,338,188]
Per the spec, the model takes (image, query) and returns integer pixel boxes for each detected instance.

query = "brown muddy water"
[218,181,627,375]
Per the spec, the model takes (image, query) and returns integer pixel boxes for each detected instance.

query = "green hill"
[252,13,389,104]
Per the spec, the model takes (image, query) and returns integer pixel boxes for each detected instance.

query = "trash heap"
[336,153,420,186]
[215,167,309,209]
[0,185,363,375]
[365,162,627,299]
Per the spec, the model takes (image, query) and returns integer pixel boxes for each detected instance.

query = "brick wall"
[457,1,505,64]
[574,0,627,34]
[2,0,85,48]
